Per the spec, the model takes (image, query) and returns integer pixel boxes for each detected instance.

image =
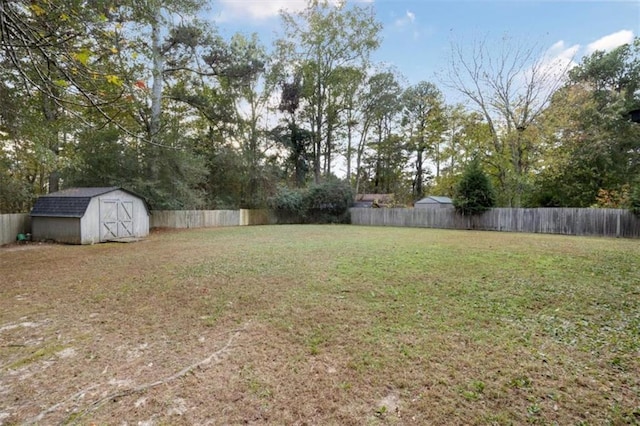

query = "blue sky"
[207,0,638,102]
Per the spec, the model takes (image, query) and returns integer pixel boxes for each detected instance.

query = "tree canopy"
[0,1,637,213]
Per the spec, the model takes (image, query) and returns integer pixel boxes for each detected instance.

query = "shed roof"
[37,187,121,198]
[30,187,145,218]
[415,196,453,204]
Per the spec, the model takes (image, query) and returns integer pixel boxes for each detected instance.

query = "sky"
[206,0,639,103]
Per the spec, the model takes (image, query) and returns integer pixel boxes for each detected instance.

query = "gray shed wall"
[414,202,453,210]
[32,217,81,244]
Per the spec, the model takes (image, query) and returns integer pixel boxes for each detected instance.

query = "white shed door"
[100,199,134,240]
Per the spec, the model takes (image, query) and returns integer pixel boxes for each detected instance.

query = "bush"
[630,180,640,216]
[269,186,306,223]
[304,180,353,224]
[269,180,353,224]
[453,159,495,215]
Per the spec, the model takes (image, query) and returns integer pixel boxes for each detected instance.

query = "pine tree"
[454,159,495,215]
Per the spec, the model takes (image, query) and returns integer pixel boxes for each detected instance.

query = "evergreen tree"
[454,159,495,215]
[630,179,640,216]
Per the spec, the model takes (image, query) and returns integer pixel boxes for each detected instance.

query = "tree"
[220,33,273,207]
[0,0,132,193]
[357,71,404,197]
[531,39,640,207]
[277,0,381,183]
[0,1,131,114]
[273,75,314,188]
[630,180,640,216]
[431,106,493,197]
[454,158,495,215]
[331,66,366,183]
[443,35,571,206]
[350,71,397,196]
[402,81,446,199]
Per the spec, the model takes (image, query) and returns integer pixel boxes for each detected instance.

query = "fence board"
[150,210,240,228]
[150,209,279,228]
[0,213,31,245]
[350,207,640,238]
[239,209,278,226]
[6,208,638,244]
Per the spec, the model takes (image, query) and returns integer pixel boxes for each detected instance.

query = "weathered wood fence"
[350,207,640,238]
[149,209,276,228]
[0,214,31,246]
[3,207,640,245]
[0,210,276,245]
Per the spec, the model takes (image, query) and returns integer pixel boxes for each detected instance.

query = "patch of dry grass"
[0,225,638,425]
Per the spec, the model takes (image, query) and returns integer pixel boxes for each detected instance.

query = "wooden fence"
[0,213,30,246]
[149,209,277,228]
[0,210,277,245]
[350,207,640,238]
[3,207,639,245]
[150,210,240,228]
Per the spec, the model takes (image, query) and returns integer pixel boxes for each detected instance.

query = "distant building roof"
[352,202,371,208]
[415,196,453,205]
[30,187,144,218]
[355,194,394,202]
[353,193,395,208]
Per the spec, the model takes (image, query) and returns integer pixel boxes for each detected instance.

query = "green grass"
[1,225,638,424]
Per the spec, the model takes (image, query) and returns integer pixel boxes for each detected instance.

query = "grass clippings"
[0,225,638,425]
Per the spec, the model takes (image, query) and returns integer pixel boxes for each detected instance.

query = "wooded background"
[1,1,638,213]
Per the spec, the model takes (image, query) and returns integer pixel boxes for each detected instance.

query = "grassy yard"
[0,225,638,425]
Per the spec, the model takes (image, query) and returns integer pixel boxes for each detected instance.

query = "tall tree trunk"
[325,118,333,176]
[435,139,441,178]
[44,61,60,193]
[148,6,164,181]
[346,120,353,182]
[314,55,323,184]
[415,148,424,199]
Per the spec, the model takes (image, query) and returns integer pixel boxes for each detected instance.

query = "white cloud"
[395,10,416,28]
[216,0,373,21]
[530,40,580,90]
[406,11,415,23]
[545,40,580,71]
[586,29,634,54]
[512,40,580,116]
[216,0,306,21]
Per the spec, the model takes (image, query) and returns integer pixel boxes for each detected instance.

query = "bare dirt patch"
[1,226,638,424]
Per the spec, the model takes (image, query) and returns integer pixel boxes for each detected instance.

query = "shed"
[30,187,149,244]
[414,196,453,209]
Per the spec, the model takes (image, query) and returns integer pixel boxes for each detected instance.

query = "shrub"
[269,186,305,223]
[630,180,640,216]
[594,185,630,208]
[269,180,354,224]
[304,180,353,224]
[453,159,495,215]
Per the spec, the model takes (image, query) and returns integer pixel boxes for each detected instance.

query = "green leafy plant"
[453,158,495,215]
[269,185,306,223]
[303,179,353,224]
[629,179,640,216]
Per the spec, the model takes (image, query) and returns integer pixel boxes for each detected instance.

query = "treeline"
[0,0,638,213]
